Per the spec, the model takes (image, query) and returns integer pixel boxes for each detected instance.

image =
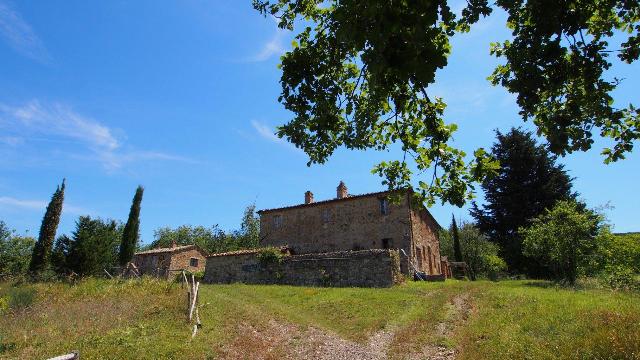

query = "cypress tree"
[29,179,66,273]
[119,186,144,266]
[451,215,463,262]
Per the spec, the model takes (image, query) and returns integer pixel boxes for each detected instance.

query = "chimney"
[305,190,314,204]
[171,240,177,248]
[337,181,348,199]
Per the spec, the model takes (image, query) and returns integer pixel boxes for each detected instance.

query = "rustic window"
[190,258,198,267]
[273,214,283,228]
[321,209,330,223]
[379,198,389,215]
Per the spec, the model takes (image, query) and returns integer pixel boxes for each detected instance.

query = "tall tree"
[238,203,260,249]
[29,179,65,273]
[470,128,576,274]
[0,221,36,276]
[119,186,144,266]
[51,235,72,274]
[67,216,122,276]
[450,215,463,262]
[252,0,639,206]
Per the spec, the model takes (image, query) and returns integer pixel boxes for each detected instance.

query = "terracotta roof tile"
[206,246,289,258]
[134,244,196,255]
[257,190,392,213]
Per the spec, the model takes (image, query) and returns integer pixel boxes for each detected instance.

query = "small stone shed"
[132,243,208,279]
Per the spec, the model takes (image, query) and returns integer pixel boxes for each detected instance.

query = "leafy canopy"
[252,0,639,206]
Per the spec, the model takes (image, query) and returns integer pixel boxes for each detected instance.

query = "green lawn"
[0,278,638,359]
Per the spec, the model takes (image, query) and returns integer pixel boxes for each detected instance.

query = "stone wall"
[203,249,403,288]
[409,208,442,275]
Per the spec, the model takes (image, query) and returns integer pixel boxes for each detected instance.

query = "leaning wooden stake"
[189,281,199,322]
[47,351,79,360]
[181,270,187,289]
[103,269,113,279]
[191,282,202,339]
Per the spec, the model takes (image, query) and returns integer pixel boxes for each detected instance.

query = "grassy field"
[0,278,638,359]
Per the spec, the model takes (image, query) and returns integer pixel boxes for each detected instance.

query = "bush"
[520,201,600,284]
[440,222,507,280]
[257,247,285,266]
[193,270,205,282]
[485,254,507,281]
[600,266,639,291]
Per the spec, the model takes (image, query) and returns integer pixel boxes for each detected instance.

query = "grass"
[0,278,638,359]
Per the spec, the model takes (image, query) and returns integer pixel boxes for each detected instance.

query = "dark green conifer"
[119,186,144,265]
[451,215,463,262]
[29,179,66,273]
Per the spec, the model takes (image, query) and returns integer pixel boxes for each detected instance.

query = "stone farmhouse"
[203,182,444,287]
[258,181,443,276]
[132,242,207,279]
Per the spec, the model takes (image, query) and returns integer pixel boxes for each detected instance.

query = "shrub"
[193,270,205,282]
[600,266,639,291]
[257,247,285,266]
[440,222,507,279]
[520,200,600,284]
[485,254,507,281]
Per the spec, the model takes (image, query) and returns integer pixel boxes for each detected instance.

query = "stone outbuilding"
[132,242,208,279]
[258,182,443,276]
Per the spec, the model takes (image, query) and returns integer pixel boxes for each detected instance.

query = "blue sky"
[0,1,638,244]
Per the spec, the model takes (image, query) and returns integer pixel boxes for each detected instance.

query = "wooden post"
[189,281,199,322]
[47,351,79,360]
[191,282,202,339]
[103,269,113,279]
[181,270,188,289]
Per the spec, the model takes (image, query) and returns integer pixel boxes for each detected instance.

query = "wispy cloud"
[0,1,51,63]
[245,16,287,62]
[251,120,302,153]
[249,30,286,62]
[0,196,85,214]
[251,120,284,144]
[1,101,119,150]
[0,100,195,171]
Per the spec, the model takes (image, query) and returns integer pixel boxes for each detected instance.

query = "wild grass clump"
[6,286,37,310]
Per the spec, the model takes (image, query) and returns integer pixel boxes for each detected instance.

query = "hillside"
[1,279,638,359]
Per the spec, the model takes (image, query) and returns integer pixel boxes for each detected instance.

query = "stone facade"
[133,244,207,278]
[257,184,442,276]
[203,248,402,287]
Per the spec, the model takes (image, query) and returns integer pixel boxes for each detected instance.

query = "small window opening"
[321,209,330,223]
[379,198,389,215]
[273,214,283,228]
[190,258,199,267]
[381,238,393,249]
